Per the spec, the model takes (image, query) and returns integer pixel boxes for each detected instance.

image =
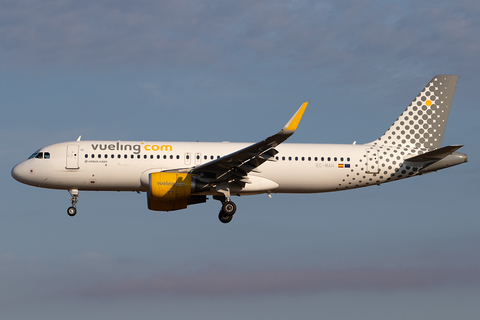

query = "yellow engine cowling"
[147,172,194,211]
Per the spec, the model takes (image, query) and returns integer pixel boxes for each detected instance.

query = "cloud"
[77,266,480,298]
[2,240,480,305]
[1,0,479,78]
[0,0,217,69]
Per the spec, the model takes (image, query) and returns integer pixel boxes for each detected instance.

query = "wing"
[189,102,308,186]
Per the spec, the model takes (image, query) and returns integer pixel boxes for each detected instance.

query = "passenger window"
[85,154,89,158]
[157,155,160,159]
[308,157,311,161]
[131,155,134,159]
[91,154,95,158]
[144,155,147,159]
[204,155,207,160]
[176,155,180,159]
[347,157,350,162]
[340,157,344,161]
[137,155,141,159]
[150,155,154,159]
[328,157,331,161]
[170,155,173,159]
[282,156,285,161]
[301,157,305,161]
[111,154,114,159]
[163,155,167,159]
[124,154,127,159]
[314,157,318,161]
[334,157,337,161]
[117,154,121,159]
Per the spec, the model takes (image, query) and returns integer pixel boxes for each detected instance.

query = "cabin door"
[366,148,380,174]
[66,145,79,169]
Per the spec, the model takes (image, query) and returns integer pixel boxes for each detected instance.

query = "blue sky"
[1,0,480,319]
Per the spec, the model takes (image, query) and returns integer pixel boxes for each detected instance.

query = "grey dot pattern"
[336,75,458,191]
[373,75,458,151]
[336,147,422,190]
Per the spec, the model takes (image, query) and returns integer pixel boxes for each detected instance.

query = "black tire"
[222,201,236,215]
[218,211,233,224]
[67,206,77,217]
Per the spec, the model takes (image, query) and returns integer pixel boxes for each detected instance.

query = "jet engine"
[147,172,207,211]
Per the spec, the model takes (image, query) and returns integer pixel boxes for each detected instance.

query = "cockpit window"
[28,150,40,159]
[28,150,50,159]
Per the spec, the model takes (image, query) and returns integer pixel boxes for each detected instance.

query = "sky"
[1,0,480,319]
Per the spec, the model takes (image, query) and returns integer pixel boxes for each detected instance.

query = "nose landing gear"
[67,189,79,217]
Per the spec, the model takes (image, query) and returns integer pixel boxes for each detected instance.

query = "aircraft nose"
[11,162,26,183]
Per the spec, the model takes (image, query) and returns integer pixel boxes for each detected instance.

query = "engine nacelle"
[147,172,207,211]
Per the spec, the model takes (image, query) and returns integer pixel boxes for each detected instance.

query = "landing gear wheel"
[219,211,233,224]
[222,201,236,215]
[67,189,79,217]
[67,206,77,217]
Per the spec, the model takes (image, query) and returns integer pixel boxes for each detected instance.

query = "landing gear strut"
[214,182,238,224]
[67,189,79,217]
[215,196,237,224]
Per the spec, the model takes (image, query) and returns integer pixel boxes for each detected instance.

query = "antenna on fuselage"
[77,136,82,141]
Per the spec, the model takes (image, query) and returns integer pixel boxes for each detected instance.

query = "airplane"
[11,75,467,223]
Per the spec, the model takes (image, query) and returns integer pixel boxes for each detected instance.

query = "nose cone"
[11,162,26,183]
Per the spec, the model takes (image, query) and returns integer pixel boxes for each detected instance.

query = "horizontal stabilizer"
[405,145,463,162]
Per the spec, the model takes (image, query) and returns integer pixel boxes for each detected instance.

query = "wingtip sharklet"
[283,102,308,132]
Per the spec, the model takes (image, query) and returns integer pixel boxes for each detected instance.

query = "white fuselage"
[13,140,462,196]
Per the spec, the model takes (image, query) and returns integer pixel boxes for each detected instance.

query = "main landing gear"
[215,196,237,224]
[67,189,79,217]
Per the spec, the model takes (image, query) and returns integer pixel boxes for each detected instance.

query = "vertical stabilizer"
[370,75,458,150]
